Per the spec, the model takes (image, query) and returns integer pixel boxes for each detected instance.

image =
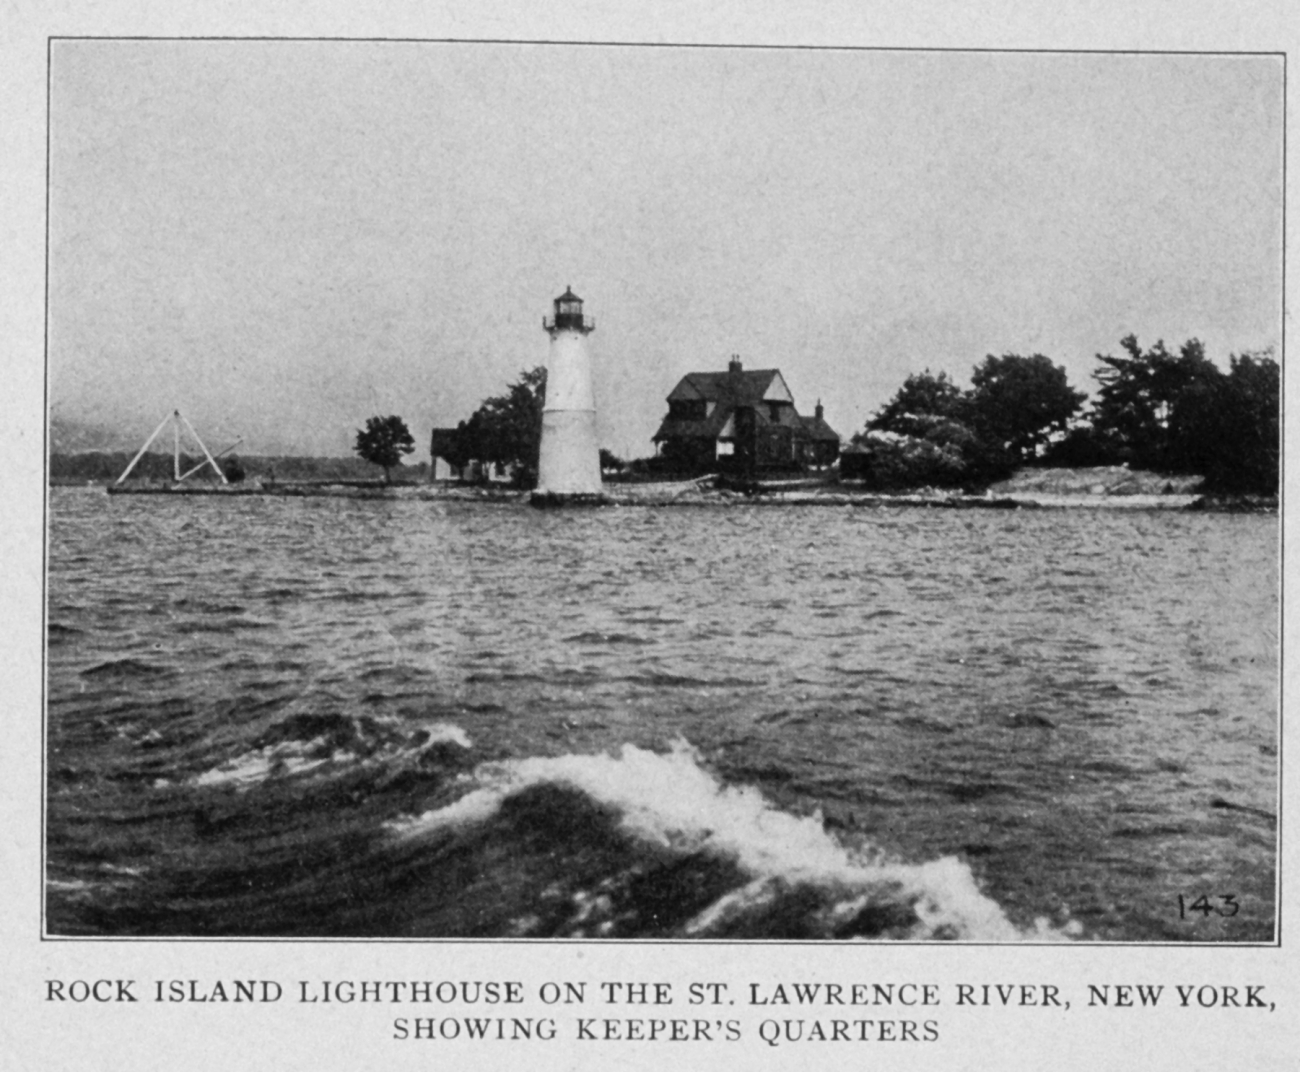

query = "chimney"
[728,354,743,374]
[815,399,824,421]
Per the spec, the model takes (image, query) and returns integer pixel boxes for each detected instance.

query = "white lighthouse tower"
[535,287,603,502]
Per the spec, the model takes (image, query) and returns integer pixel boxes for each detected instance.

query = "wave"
[564,632,656,646]
[170,599,247,614]
[193,714,472,789]
[390,741,1077,941]
[615,672,762,689]
[80,658,175,679]
[183,619,274,633]
[60,730,1082,939]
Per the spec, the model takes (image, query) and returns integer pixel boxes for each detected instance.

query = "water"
[45,486,1278,940]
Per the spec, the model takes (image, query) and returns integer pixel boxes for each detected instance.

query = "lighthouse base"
[528,491,612,509]
[536,408,602,497]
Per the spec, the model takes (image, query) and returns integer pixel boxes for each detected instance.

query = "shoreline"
[87,480,1275,512]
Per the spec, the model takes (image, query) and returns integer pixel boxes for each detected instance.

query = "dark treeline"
[851,337,1278,495]
[50,452,427,485]
[50,451,239,484]
[1060,337,1279,494]
[437,367,547,488]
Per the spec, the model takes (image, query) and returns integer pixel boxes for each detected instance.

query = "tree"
[448,367,547,486]
[1078,336,1277,491]
[1040,424,1120,468]
[966,353,1087,463]
[1089,336,1221,470]
[866,369,966,436]
[849,428,972,490]
[1219,351,1280,494]
[1176,351,1279,494]
[354,415,415,483]
[599,448,626,472]
[857,369,1015,489]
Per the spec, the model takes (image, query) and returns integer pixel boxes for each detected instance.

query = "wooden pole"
[173,410,180,481]
[176,438,242,483]
[114,412,175,485]
[178,412,229,484]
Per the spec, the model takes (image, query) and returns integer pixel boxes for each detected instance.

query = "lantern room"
[543,286,594,334]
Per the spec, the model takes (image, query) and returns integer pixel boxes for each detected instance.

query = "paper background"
[2,3,1293,1068]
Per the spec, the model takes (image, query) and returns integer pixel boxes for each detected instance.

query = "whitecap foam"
[391,740,1076,941]
[193,738,343,788]
[410,721,473,750]
[192,719,473,789]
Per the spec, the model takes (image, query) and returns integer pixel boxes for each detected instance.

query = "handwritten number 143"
[1177,894,1239,918]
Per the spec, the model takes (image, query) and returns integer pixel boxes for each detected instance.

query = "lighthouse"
[535,287,604,502]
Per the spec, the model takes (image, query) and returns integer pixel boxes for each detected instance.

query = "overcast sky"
[48,40,1281,458]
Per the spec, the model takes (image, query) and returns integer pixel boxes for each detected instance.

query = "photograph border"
[38,32,1286,950]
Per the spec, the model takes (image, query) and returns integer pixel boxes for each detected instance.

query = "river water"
[45,486,1278,941]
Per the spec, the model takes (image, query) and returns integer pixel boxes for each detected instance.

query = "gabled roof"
[430,427,460,455]
[656,369,793,442]
[666,369,783,407]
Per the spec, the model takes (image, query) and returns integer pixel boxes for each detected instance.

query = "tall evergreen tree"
[1090,336,1221,470]
[1176,351,1279,493]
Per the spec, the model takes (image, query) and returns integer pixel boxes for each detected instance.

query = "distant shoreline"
[61,473,1274,513]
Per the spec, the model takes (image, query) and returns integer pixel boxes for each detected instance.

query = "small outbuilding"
[429,427,512,483]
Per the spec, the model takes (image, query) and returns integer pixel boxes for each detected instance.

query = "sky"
[47,40,1282,459]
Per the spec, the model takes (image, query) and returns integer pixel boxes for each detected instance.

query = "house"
[428,427,512,483]
[429,428,461,481]
[652,356,840,472]
[837,440,874,481]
